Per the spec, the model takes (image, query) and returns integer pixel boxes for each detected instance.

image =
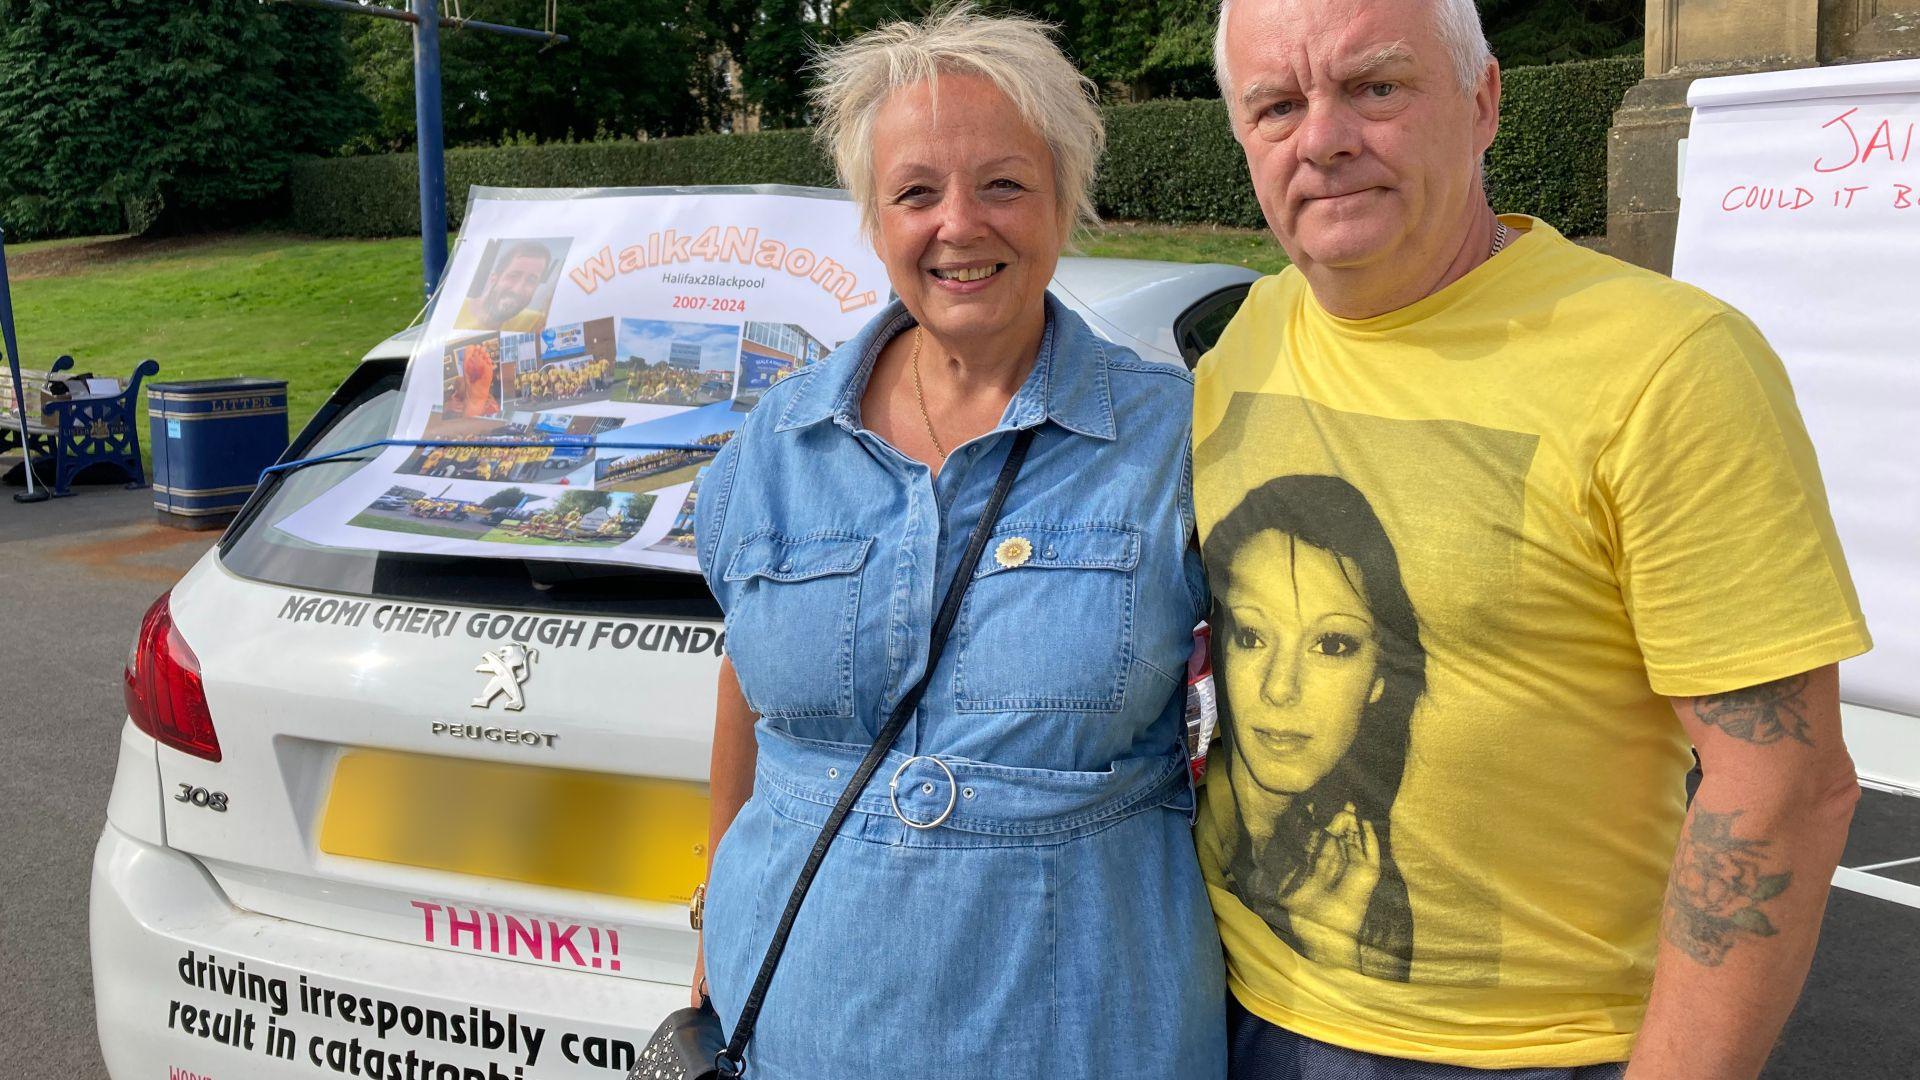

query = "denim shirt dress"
[695,296,1226,1080]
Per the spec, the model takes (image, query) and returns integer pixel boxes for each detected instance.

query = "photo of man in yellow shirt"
[455,239,559,332]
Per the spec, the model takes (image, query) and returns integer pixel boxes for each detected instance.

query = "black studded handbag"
[629,428,1036,1080]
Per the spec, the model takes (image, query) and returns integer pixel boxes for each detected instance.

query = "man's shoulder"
[1238,265,1311,311]
[1191,268,1306,386]
[1523,227,1737,334]
[500,309,547,332]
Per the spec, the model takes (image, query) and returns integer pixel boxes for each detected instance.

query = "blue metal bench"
[30,356,160,496]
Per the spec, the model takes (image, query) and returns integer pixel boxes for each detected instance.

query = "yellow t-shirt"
[454,299,547,333]
[1192,217,1871,1068]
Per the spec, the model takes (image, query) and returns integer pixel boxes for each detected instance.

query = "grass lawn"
[1080,222,1289,276]
[6,233,425,469]
[475,527,634,547]
[348,513,489,538]
[4,222,1282,475]
[604,461,707,495]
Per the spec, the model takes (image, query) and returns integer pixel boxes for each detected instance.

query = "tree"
[737,0,818,127]
[1041,0,1218,100]
[482,486,530,509]
[1479,0,1643,68]
[0,0,369,237]
[554,489,613,516]
[344,0,719,149]
[788,0,1221,105]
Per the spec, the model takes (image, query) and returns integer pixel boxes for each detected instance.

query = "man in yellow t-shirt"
[455,241,553,333]
[1199,1,1872,1077]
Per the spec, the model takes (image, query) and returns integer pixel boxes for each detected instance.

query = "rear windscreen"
[219,367,720,619]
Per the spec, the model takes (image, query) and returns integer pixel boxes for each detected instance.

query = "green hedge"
[290,129,833,236]
[1095,99,1259,227]
[291,55,1640,238]
[1485,55,1642,237]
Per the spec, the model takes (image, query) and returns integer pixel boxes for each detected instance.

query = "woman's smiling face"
[868,73,1064,348]
[1222,530,1385,797]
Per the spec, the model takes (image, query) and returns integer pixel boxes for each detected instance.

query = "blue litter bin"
[148,378,289,528]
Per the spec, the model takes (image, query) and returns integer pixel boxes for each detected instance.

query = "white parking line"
[1832,866,1920,909]
[1850,855,1920,873]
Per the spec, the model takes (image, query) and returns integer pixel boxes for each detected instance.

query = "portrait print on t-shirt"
[1196,392,1537,987]
[1206,472,1423,980]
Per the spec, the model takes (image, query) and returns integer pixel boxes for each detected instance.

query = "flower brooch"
[994,536,1033,569]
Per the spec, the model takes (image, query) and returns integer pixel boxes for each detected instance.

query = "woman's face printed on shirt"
[1223,530,1386,798]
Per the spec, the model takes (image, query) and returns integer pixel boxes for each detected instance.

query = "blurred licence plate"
[320,749,709,904]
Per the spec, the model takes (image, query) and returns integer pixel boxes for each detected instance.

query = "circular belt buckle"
[888,755,957,830]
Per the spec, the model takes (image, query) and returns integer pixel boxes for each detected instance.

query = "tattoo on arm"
[1663,810,1793,966]
[1689,675,1813,746]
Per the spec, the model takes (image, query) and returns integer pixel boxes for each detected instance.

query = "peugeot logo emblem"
[472,643,538,711]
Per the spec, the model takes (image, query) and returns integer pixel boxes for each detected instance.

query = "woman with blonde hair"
[683,5,1226,1078]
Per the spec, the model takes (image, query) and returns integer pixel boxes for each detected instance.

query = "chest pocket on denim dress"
[722,529,871,719]
[953,522,1139,712]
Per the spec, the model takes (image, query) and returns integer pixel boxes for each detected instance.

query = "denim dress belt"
[753,725,1194,850]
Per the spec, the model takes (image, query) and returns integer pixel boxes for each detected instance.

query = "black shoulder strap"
[716,427,1037,1076]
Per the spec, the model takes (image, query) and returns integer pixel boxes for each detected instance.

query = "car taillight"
[124,592,221,762]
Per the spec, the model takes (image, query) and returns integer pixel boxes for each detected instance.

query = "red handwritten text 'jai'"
[410,900,622,972]
[1717,108,1920,214]
[1814,108,1917,174]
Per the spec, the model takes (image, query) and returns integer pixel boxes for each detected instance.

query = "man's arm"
[1624,664,1858,1080]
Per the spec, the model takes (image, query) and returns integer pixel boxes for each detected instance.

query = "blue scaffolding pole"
[277,0,566,299]
[413,0,447,302]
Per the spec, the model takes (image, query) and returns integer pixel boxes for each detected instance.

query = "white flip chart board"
[1672,60,1920,784]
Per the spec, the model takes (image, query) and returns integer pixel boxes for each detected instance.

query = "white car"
[89,257,1262,1079]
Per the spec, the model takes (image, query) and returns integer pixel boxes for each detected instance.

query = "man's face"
[481,253,549,324]
[1222,0,1497,278]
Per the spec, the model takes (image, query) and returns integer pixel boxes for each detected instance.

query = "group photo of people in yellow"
[348,481,655,547]
[478,488,654,547]
[646,466,705,557]
[614,317,743,407]
[407,441,557,483]
[595,430,732,496]
[515,357,613,407]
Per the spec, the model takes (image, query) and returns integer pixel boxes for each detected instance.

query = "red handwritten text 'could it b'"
[1719,107,1920,214]
[410,900,622,972]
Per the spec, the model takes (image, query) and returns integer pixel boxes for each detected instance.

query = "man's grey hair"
[810,2,1104,243]
[1213,0,1493,105]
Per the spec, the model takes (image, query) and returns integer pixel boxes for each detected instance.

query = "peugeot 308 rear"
[91,359,721,1078]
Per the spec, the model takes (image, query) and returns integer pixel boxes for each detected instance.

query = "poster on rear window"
[277,186,886,571]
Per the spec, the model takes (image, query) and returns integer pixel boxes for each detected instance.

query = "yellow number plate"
[319,749,709,904]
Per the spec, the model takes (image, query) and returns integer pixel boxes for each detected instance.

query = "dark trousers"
[1227,995,1628,1080]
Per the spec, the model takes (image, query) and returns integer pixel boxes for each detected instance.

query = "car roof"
[1050,256,1262,362]
[361,256,1264,366]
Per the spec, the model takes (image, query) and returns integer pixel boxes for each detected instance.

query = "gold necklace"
[909,327,947,460]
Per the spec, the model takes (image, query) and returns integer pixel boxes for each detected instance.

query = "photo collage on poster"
[339,229,845,562]
[275,188,886,570]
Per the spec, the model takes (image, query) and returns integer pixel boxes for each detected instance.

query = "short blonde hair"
[810,3,1104,243]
